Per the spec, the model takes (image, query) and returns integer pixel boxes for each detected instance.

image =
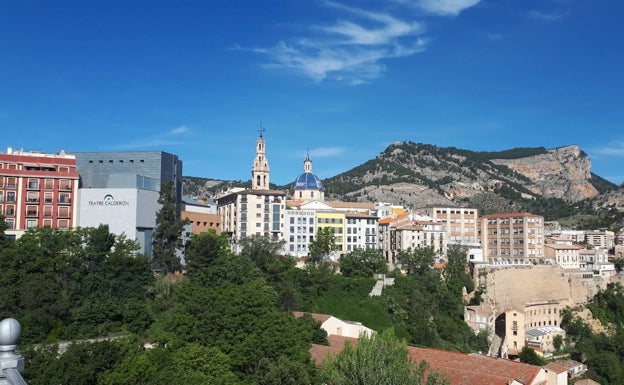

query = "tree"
[553,334,563,351]
[397,246,436,276]
[321,329,448,385]
[0,213,7,245]
[308,227,335,265]
[238,234,285,272]
[444,244,475,294]
[518,346,546,366]
[185,229,230,274]
[152,181,187,272]
[339,248,387,278]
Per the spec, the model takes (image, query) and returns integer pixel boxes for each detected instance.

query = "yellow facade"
[316,211,346,252]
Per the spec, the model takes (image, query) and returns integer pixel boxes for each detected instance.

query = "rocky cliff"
[491,145,598,202]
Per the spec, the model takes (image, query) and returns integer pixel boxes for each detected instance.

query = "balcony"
[26,198,40,204]
[26,209,38,217]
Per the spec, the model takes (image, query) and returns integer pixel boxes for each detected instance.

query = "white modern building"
[78,188,160,255]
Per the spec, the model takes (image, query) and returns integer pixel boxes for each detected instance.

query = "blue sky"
[1,0,623,186]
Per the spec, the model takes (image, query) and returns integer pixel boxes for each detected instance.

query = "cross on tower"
[258,123,266,138]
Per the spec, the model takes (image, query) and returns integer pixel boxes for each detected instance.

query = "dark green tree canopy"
[339,248,387,278]
[152,180,187,272]
[308,227,335,265]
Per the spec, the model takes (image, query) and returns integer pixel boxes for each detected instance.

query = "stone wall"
[476,264,608,313]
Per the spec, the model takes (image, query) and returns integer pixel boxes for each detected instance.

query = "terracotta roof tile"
[292,311,332,323]
[311,335,545,385]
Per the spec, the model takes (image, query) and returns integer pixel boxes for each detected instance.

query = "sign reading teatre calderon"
[88,194,130,207]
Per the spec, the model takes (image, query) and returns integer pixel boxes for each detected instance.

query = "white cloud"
[592,141,624,157]
[487,33,503,41]
[528,10,569,21]
[401,0,481,16]
[310,147,347,157]
[245,2,429,84]
[169,125,188,135]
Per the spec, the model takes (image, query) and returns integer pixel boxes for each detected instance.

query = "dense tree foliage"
[152,181,187,272]
[321,329,448,385]
[238,234,285,272]
[0,226,153,343]
[560,287,624,385]
[339,248,387,278]
[184,229,230,274]
[308,227,335,265]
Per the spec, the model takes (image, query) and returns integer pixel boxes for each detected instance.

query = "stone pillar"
[0,318,26,385]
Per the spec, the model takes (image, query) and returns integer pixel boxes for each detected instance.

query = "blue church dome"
[293,172,324,191]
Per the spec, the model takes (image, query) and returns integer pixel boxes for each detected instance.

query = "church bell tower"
[252,128,270,190]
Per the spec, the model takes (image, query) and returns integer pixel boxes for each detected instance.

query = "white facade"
[77,188,160,255]
[345,213,378,252]
[283,209,316,258]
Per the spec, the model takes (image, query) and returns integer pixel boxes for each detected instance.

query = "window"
[44,192,53,204]
[26,219,37,228]
[59,179,72,190]
[58,206,70,218]
[58,192,71,204]
[45,179,54,189]
[0,192,3,202]
[58,219,69,230]
[5,205,15,216]
[26,205,38,217]
[43,206,53,217]
[28,178,39,189]
[0,177,3,188]
[27,191,39,203]
[5,218,14,230]
[42,219,52,227]
[7,177,17,189]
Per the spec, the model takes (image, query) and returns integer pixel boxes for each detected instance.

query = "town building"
[310,334,564,385]
[217,133,285,251]
[0,147,79,240]
[345,211,378,252]
[379,213,446,264]
[544,243,583,269]
[292,153,324,201]
[480,212,544,265]
[75,151,183,257]
[584,230,615,250]
[292,312,373,339]
[420,205,479,245]
[181,196,221,235]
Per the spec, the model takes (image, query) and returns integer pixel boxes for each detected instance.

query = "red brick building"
[0,147,79,239]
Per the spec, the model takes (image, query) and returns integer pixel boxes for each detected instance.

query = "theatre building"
[0,147,79,240]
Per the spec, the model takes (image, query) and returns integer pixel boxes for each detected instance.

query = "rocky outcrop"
[491,145,599,202]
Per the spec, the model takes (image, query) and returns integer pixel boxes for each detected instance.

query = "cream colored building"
[217,133,285,251]
[316,210,346,257]
[421,206,479,245]
[544,243,583,269]
[481,212,544,265]
[585,229,615,250]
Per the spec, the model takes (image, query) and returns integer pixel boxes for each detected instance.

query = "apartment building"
[283,209,316,258]
[316,211,346,257]
[217,134,285,251]
[480,212,544,264]
[421,205,479,245]
[0,147,79,239]
[584,229,615,250]
[379,213,446,264]
[345,211,378,252]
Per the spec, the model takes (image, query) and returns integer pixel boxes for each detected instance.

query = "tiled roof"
[292,311,332,323]
[481,212,542,219]
[311,335,545,385]
[327,201,375,209]
[544,362,568,374]
[544,244,584,250]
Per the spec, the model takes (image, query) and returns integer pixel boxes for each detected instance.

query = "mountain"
[183,142,622,223]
